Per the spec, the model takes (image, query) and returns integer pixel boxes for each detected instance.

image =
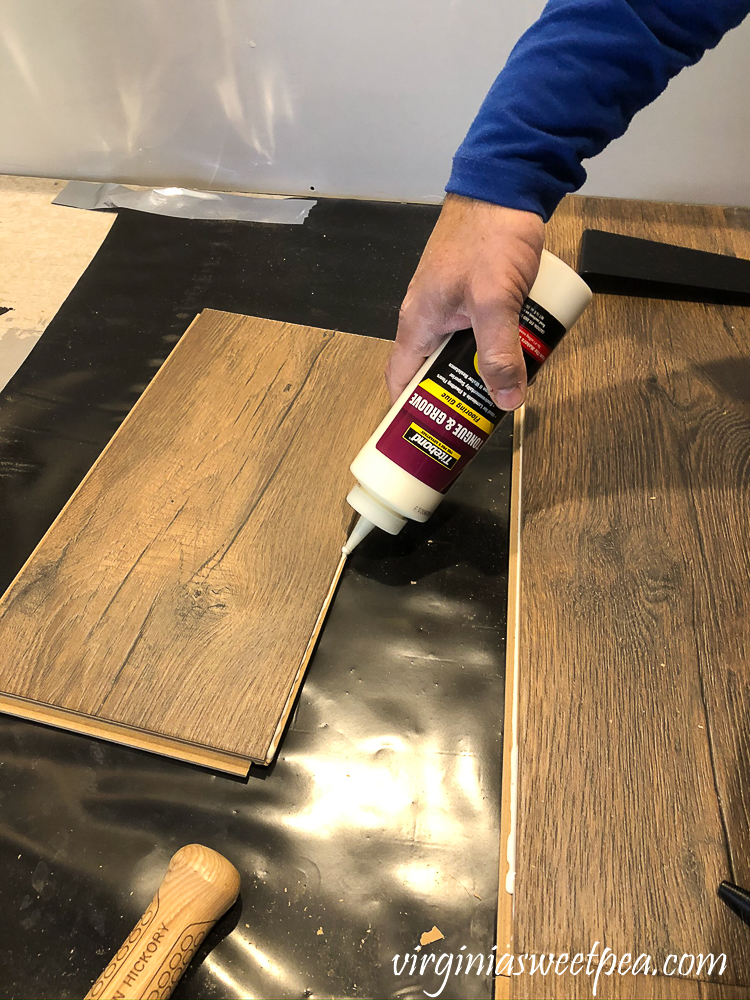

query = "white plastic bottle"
[343,249,593,553]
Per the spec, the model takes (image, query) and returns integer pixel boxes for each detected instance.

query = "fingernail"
[493,387,524,411]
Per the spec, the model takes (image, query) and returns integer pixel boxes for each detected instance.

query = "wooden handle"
[86,844,240,1000]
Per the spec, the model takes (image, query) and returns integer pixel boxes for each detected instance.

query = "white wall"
[0,0,748,207]
[583,20,750,207]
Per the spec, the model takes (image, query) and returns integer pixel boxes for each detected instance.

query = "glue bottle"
[343,249,592,554]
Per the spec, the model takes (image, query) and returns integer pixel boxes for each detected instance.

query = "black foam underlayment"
[0,202,512,1000]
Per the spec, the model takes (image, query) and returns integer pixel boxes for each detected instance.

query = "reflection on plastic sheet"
[53,180,316,223]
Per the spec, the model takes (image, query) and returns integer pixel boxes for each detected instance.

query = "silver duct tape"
[52,181,316,224]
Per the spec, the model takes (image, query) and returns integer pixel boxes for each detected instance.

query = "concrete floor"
[0,174,113,390]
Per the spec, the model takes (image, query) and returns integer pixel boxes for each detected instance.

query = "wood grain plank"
[510,197,750,986]
[698,983,750,1000]
[699,985,750,1000]
[501,965,749,998]
[0,310,391,767]
[506,970,704,999]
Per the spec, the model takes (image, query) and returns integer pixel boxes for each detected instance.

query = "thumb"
[471,299,527,411]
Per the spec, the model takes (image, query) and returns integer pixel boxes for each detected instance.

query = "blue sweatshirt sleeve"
[447,0,750,221]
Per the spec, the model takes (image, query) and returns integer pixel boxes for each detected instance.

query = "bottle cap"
[531,249,593,330]
[346,484,407,535]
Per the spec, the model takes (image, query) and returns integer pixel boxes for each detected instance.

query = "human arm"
[387,0,750,408]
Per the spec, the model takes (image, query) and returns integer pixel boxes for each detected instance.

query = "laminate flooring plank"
[0,309,392,766]
[507,969,705,999]
[699,985,750,1000]
[511,198,750,983]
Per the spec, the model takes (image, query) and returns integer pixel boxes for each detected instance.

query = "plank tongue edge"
[0,691,252,777]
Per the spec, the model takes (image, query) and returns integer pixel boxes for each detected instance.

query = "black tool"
[578,229,750,305]
[718,881,750,927]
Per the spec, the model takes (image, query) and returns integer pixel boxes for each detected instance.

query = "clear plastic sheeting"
[53,180,316,223]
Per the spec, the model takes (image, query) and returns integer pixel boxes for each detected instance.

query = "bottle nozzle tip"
[343,516,375,556]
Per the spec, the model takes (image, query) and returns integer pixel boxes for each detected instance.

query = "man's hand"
[385,194,544,411]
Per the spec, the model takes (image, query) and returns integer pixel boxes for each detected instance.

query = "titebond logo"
[403,423,460,469]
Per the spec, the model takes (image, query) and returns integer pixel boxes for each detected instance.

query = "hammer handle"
[86,844,240,1000]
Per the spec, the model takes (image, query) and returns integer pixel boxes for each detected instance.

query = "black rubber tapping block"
[578,229,750,305]
[718,881,750,928]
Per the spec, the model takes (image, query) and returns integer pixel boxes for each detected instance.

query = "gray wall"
[1,0,748,206]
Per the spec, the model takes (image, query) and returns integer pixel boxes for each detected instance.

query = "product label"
[518,297,565,379]
[376,297,564,492]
